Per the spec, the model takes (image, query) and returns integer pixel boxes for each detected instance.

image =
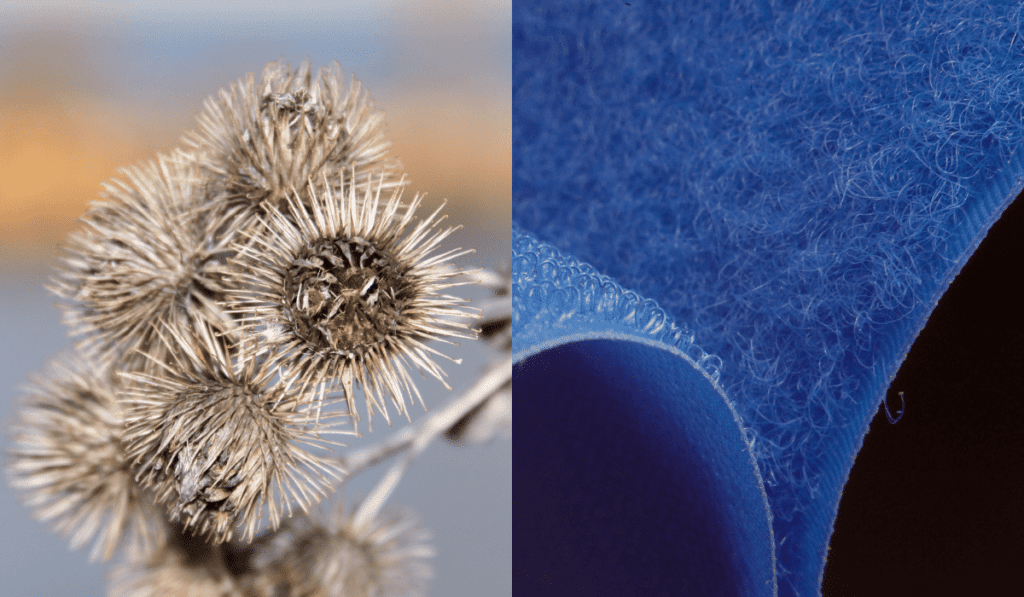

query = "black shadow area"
[822,193,1024,595]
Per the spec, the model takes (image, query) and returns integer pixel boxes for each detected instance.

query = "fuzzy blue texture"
[514,1,1024,595]
[512,226,724,381]
[512,227,776,595]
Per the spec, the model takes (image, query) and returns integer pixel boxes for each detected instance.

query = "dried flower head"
[247,501,434,597]
[186,59,401,230]
[6,352,164,561]
[123,323,348,544]
[108,525,248,597]
[231,172,477,431]
[50,153,235,364]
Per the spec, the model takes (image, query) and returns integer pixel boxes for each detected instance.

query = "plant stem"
[349,355,513,531]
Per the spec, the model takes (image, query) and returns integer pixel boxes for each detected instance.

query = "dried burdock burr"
[230,170,478,431]
[108,522,248,597]
[49,152,236,366]
[6,352,165,562]
[246,501,434,597]
[122,322,348,544]
[186,59,402,232]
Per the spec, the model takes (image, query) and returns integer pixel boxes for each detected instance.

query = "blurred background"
[0,1,510,595]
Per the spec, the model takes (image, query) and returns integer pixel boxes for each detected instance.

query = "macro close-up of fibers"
[514,1,1024,596]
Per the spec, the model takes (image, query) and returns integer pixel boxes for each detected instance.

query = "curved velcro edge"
[513,227,777,596]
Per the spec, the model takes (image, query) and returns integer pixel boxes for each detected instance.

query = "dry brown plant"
[6,59,511,596]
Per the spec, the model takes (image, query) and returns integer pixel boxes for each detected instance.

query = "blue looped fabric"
[513,229,776,596]
[513,1,1024,595]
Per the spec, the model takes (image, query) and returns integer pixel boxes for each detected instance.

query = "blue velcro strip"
[514,1,1024,595]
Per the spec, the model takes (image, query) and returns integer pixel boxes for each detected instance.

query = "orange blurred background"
[0,0,510,270]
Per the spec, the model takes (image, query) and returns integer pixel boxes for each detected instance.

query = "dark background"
[823,191,1024,595]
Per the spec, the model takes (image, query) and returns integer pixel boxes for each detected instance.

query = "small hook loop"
[884,391,905,424]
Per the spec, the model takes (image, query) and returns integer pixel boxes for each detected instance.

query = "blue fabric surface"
[513,1,1024,595]
[512,230,776,595]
